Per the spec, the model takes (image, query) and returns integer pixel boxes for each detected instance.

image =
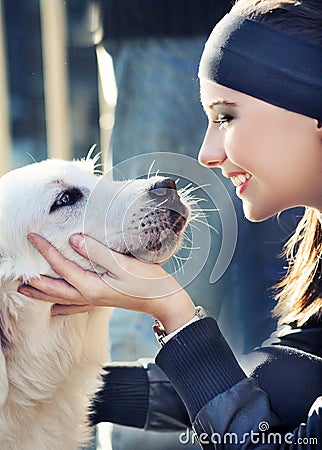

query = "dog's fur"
[0,158,190,449]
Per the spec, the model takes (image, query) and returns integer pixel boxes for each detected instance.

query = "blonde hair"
[274,210,322,326]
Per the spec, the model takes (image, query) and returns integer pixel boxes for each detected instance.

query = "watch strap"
[153,306,207,346]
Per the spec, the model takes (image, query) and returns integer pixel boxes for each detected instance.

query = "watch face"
[195,306,207,319]
[153,319,166,345]
[153,307,208,346]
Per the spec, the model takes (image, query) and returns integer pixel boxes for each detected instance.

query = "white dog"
[0,157,191,449]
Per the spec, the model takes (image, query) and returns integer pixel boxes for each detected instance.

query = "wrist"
[155,292,196,334]
[154,305,208,346]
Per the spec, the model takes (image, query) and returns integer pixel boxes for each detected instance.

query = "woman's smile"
[225,171,252,196]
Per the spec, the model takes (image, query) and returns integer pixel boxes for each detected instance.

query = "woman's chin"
[243,203,277,223]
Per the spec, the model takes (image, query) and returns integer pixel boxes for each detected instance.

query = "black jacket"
[92,318,322,449]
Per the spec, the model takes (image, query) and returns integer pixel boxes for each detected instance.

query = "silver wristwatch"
[153,306,208,346]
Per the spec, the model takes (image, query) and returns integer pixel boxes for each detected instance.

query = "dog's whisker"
[93,162,104,169]
[188,222,202,233]
[155,198,168,209]
[194,207,219,212]
[173,253,191,262]
[179,183,211,196]
[179,182,193,191]
[26,153,38,163]
[179,192,204,203]
[170,255,178,273]
[190,210,208,219]
[172,254,184,273]
[180,242,201,251]
[85,144,99,162]
[93,168,104,175]
[147,160,156,179]
[182,232,194,245]
[190,216,219,235]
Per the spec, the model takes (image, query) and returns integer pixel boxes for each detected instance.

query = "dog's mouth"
[119,208,188,264]
[140,212,186,252]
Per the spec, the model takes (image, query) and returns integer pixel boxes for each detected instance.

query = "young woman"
[19,0,322,447]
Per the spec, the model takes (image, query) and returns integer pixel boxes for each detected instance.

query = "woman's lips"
[237,177,251,195]
[227,171,252,196]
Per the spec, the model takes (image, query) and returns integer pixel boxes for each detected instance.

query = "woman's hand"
[18,233,196,333]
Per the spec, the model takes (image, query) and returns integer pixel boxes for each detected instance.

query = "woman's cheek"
[224,128,250,168]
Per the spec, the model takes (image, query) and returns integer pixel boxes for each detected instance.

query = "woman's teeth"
[230,173,251,187]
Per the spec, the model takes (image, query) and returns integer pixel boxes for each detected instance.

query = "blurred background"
[0,0,108,173]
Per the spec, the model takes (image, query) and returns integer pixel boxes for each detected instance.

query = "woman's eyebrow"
[201,100,238,115]
[209,100,238,108]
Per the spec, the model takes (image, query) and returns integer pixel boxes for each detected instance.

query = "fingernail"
[70,233,85,249]
[27,233,36,244]
[51,305,60,316]
[18,288,32,298]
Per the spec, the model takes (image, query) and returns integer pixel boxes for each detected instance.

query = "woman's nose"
[198,123,226,167]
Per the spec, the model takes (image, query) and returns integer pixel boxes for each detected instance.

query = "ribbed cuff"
[155,317,246,421]
[90,362,149,428]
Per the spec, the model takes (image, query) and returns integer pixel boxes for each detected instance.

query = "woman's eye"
[50,188,83,213]
[213,113,233,129]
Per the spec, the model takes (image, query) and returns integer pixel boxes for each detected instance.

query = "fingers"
[71,234,167,282]
[27,233,95,289]
[69,233,134,278]
[51,304,95,316]
[25,232,178,307]
[18,285,64,303]
[18,276,87,305]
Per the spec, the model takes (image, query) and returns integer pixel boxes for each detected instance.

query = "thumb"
[69,233,130,276]
[69,233,87,252]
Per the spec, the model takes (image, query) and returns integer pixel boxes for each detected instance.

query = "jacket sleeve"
[156,317,322,449]
[193,380,322,449]
[90,359,192,431]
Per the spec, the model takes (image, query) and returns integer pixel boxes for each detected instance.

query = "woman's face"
[199,78,322,221]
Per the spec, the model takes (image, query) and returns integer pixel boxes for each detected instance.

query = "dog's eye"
[50,188,83,213]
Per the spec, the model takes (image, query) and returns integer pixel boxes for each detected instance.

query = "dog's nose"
[149,178,178,201]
